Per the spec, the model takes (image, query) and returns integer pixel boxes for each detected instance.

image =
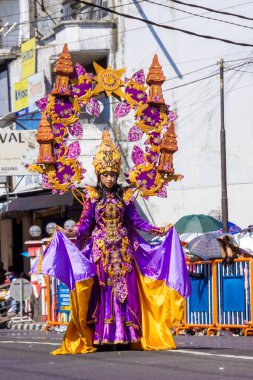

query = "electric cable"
[145,0,253,30]
[177,61,251,150]
[168,0,253,21]
[36,0,57,24]
[73,0,253,47]
[163,60,253,91]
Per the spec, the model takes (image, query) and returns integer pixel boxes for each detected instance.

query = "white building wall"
[114,0,253,227]
[6,0,253,228]
[0,0,20,47]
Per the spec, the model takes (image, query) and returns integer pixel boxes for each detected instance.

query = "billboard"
[14,72,46,130]
[14,79,29,112]
[28,72,46,112]
[21,38,36,79]
[12,174,41,192]
[0,130,39,175]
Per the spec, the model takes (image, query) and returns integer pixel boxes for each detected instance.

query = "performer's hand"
[65,226,78,238]
[56,225,77,237]
[56,225,66,234]
[164,223,174,234]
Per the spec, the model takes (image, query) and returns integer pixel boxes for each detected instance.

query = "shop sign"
[14,72,45,114]
[14,79,29,112]
[58,284,70,313]
[0,130,39,175]
[21,38,36,79]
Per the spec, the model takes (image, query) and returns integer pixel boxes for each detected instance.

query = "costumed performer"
[31,130,191,355]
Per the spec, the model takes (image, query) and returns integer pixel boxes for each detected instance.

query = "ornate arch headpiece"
[29,44,182,198]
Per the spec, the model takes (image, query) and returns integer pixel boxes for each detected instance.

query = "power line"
[168,0,253,21]
[74,0,253,47]
[103,60,252,108]
[5,6,253,59]
[0,0,62,20]
[1,0,146,34]
[177,60,252,150]
[163,60,253,91]
[1,0,147,21]
[167,63,217,81]
[145,0,253,30]
[36,0,57,25]
[1,0,146,40]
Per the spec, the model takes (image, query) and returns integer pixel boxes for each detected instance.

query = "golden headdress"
[93,130,121,175]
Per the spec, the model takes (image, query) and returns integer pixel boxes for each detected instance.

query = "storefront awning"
[8,191,74,212]
[0,112,16,128]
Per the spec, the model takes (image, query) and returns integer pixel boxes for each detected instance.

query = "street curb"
[7,321,46,330]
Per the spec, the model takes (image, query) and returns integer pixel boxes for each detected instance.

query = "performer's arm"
[65,198,95,238]
[125,200,172,236]
[75,199,95,235]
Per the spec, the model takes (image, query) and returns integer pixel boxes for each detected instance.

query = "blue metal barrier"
[216,260,251,327]
[186,262,213,326]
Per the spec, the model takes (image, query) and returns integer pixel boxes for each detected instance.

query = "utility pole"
[219,59,228,233]
[29,0,36,38]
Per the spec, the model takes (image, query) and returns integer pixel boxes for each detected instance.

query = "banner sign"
[58,284,70,313]
[28,72,46,112]
[12,174,41,192]
[21,38,36,79]
[14,79,29,112]
[0,130,39,175]
[14,72,45,115]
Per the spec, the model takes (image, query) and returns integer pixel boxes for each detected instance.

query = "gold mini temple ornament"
[146,54,166,105]
[51,44,73,96]
[36,112,55,165]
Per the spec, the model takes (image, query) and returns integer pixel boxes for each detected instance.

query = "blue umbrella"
[216,222,241,236]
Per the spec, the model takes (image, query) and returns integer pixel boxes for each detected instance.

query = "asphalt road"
[1,330,253,380]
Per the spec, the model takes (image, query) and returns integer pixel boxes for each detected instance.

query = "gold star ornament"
[93,62,126,99]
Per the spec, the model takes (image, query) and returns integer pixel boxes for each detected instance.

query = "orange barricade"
[44,275,70,330]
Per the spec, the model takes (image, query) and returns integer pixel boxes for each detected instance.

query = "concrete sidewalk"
[6,319,45,330]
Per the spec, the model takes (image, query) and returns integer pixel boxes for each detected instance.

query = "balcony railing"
[61,0,109,22]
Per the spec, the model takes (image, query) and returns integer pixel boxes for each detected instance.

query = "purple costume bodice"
[94,194,129,243]
[76,187,163,303]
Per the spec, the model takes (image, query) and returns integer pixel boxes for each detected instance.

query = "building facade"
[0,0,253,271]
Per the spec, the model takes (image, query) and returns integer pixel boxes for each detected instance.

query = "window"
[62,0,109,22]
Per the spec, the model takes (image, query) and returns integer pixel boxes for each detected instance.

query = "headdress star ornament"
[93,62,126,99]
[93,130,121,175]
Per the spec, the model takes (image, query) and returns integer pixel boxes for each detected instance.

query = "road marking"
[0,341,60,346]
[0,341,253,360]
[169,349,253,360]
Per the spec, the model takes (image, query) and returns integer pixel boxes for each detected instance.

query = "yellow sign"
[61,306,71,311]
[14,79,29,111]
[21,38,36,79]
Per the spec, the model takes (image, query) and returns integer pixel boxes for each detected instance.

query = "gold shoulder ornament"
[123,188,135,204]
[84,186,99,201]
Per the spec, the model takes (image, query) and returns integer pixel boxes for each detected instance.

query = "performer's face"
[100,172,117,189]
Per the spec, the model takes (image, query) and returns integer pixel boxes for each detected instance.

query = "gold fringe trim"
[71,189,85,206]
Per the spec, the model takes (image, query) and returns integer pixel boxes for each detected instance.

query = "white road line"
[1,342,253,360]
[169,349,253,360]
[0,341,60,346]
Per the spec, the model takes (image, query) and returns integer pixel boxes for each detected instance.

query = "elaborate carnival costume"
[30,45,191,354]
